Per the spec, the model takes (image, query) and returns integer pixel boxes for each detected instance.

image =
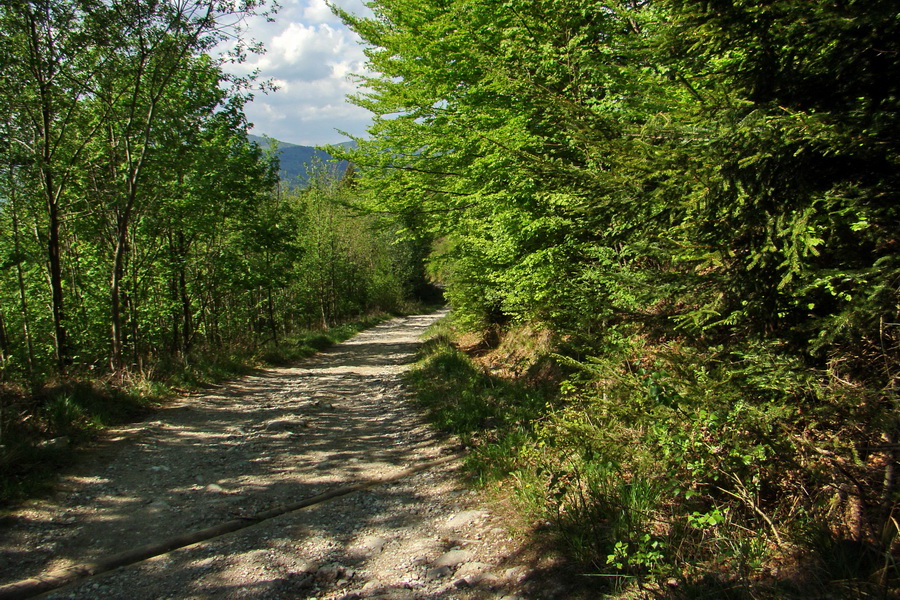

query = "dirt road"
[0,311,569,600]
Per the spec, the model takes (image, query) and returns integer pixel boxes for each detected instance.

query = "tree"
[0,0,274,374]
[83,1,270,372]
[337,0,665,330]
[0,0,277,379]
[340,0,900,578]
[0,0,106,371]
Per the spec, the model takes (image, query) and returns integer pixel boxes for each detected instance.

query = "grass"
[405,328,551,484]
[403,315,900,599]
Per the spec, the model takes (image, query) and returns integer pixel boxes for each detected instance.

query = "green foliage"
[43,396,90,438]
[0,0,429,385]
[344,0,900,592]
[0,0,433,512]
[409,324,898,596]
[406,320,550,481]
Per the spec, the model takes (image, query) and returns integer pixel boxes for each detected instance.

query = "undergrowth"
[0,381,153,504]
[405,323,551,483]
[407,314,900,599]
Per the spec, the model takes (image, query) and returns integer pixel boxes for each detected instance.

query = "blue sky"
[223,0,375,146]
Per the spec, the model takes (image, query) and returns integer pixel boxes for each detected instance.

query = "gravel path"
[0,311,572,600]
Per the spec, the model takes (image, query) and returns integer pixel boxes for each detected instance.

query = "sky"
[222,0,376,147]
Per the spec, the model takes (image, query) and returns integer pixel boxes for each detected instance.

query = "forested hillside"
[334,0,900,596]
[0,0,430,495]
[246,134,353,185]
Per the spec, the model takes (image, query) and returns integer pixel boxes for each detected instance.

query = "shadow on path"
[0,310,510,600]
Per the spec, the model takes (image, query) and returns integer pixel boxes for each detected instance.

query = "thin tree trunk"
[110,211,129,372]
[129,264,140,370]
[319,287,328,330]
[169,236,181,354]
[178,232,193,353]
[180,268,192,352]
[25,2,69,374]
[267,287,278,345]
[0,307,9,369]
[46,189,69,372]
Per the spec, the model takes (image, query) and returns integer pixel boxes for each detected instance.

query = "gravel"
[0,310,569,600]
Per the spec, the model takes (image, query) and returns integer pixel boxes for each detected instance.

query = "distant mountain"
[247,134,356,186]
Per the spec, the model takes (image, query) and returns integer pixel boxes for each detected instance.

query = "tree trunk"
[267,287,278,345]
[110,212,128,373]
[178,232,193,353]
[129,271,140,369]
[170,273,180,354]
[45,183,69,372]
[27,3,70,373]
[0,307,9,369]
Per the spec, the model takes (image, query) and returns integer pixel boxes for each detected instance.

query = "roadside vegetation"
[339,0,899,597]
[410,315,895,599]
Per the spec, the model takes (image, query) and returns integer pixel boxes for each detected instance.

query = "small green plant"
[405,309,900,599]
[44,394,87,437]
[541,458,665,575]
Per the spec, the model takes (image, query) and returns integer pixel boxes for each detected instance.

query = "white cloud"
[258,102,288,121]
[220,0,375,145]
[302,0,340,23]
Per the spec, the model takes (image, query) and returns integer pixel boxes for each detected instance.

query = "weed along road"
[0,310,574,600]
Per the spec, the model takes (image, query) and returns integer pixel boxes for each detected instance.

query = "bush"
[406,318,900,598]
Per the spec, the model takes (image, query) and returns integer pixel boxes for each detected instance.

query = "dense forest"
[0,0,428,383]
[0,0,431,496]
[332,0,900,597]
